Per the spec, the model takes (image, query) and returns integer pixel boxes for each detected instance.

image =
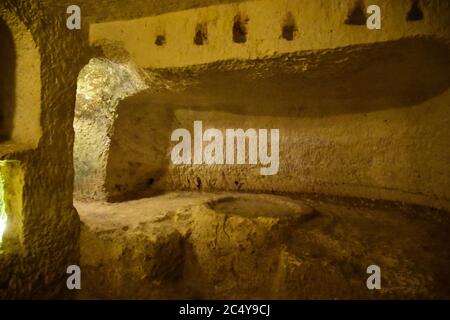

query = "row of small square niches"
[153,1,425,47]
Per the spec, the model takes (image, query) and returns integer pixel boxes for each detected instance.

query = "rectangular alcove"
[0,160,24,252]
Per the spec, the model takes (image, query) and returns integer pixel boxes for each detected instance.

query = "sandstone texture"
[0,0,88,298]
[1,0,450,300]
[74,0,450,210]
[77,192,450,299]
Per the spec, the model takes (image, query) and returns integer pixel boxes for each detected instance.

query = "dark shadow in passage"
[0,18,16,141]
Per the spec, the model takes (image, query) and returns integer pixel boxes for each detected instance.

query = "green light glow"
[0,160,23,246]
[0,169,6,243]
[0,160,12,244]
[0,213,6,243]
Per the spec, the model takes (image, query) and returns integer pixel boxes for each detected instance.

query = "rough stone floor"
[75,192,450,299]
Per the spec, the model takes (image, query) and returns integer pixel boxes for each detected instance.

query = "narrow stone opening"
[282,25,297,41]
[0,18,15,141]
[282,13,298,41]
[232,14,248,43]
[407,0,424,21]
[0,160,24,250]
[345,0,367,25]
[194,23,208,45]
[155,34,166,46]
[0,15,40,147]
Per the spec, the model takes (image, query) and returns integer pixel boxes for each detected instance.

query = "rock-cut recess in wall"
[0,15,41,148]
[73,57,148,200]
[0,160,24,251]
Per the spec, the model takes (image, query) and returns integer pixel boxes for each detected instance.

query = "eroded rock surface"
[77,192,450,299]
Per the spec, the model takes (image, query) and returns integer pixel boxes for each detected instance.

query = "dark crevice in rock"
[345,0,367,26]
[155,35,166,46]
[407,0,424,21]
[282,12,297,41]
[194,23,208,45]
[233,14,248,43]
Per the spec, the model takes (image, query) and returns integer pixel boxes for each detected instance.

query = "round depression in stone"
[207,194,312,219]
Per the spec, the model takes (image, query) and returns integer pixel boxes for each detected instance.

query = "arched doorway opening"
[0,18,15,141]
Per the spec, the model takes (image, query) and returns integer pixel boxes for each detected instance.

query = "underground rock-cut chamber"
[73,37,450,299]
[74,37,450,204]
[72,0,450,300]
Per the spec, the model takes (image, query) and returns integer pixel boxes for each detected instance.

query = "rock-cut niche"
[0,18,15,141]
[0,15,41,147]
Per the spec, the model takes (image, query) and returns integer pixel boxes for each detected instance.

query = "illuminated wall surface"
[0,189,6,243]
[0,161,24,247]
[1,0,450,300]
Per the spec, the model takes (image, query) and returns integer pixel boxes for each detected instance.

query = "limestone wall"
[0,0,87,298]
[70,0,450,208]
[73,1,450,210]
[0,6,41,146]
[103,39,450,210]
[89,0,450,68]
